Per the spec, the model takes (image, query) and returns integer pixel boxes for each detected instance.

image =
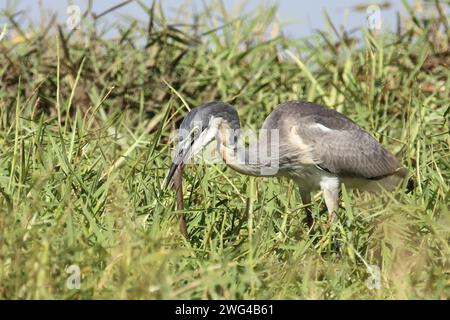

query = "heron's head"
[165,101,240,189]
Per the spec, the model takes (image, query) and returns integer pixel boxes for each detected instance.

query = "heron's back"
[261,100,406,188]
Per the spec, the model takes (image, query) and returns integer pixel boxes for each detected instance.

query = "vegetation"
[0,0,449,299]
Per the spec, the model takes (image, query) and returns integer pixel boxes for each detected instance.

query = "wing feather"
[294,116,401,179]
[262,100,403,179]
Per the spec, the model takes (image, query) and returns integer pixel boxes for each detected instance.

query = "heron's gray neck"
[216,123,280,177]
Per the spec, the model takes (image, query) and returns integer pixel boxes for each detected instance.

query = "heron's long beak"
[164,135,192,191]
[164,161,182,190]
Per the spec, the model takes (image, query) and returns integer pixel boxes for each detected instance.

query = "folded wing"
[294,115,402,179]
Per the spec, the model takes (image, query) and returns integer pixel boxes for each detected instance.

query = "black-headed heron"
[165,100,408,230]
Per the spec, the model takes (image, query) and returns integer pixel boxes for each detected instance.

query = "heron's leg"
[298,186,313,230]
[319,177,340,226]
[318,177,341,253]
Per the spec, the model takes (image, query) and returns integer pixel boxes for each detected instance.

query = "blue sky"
[0,0,434,38]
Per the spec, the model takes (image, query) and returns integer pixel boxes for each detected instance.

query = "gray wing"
[263,100,402,179]
[295,115,401,179]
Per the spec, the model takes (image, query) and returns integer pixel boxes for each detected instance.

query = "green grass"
[0,1,449,299]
